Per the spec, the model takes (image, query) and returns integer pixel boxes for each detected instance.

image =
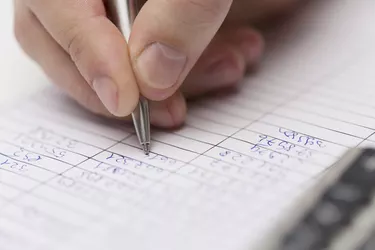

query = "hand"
[14,0,298,128]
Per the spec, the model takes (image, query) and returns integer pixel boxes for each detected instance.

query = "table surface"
[0,1,48,106]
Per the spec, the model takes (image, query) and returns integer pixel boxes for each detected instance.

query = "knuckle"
[59,16,102,63]
[60,22,87,62]
[55,1,106,60]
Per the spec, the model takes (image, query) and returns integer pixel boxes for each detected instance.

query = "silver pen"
[106,0,151,155]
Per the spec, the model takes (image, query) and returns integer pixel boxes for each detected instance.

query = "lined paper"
[1,0,375,249]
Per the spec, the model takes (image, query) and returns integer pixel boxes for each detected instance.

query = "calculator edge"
[254,148,363,250]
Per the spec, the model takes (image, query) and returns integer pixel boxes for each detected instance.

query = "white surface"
[0,1,47,106]
[1,1,375,250]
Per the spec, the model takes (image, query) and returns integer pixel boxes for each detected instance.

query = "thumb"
[129,0,233,101]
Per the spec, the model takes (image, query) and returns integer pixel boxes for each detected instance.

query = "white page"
[1,0,375,249]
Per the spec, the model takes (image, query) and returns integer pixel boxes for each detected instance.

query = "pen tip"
[143,143,150,155]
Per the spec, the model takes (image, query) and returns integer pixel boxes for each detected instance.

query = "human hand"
[14,0,298,128]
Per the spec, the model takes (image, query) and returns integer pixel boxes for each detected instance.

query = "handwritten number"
[316,140,326,148]
[278,141,295,152]
[58,177,75,188]
[219,151,231,157]
[0,159,9,166]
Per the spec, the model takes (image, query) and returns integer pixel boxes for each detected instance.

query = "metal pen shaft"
[131,97,150,154]
[106,0,151,155]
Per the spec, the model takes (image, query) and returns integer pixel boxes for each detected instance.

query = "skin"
[13,0,300,128]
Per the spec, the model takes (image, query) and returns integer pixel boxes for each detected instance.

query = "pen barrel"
[131,97,151,144]
[106,0,151,151]
[105,0,142,41]
[138,97,151,143]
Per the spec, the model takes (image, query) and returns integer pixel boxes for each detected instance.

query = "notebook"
[1,0,375,249]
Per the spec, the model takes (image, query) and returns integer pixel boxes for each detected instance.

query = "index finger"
[25,0,140,116]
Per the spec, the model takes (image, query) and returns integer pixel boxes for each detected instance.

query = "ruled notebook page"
[1,1,375,250]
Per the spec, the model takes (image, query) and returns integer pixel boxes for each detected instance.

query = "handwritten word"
[12,148,42,162]
[144,153,177,166]
[30,128,78,149]
[210,158,286,183]
[249,144,290,164]
[278,128,326,148]
[69,169,134,194]
[219,150,258,166]
[55,176,110,205]
[103,152,167,179]
[182,166,232,187]
[210,159,237,173]
[0,156,28,172]
[16,136,67,159]
[105,152,162,170]
[257,135,295,152]
[254,134,314,160]
[94,162,149,188]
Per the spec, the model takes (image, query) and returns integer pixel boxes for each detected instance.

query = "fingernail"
[239,33,264,63]
[92,77,118,115]
[205,53,245,86]
[150,93,186,128]
[136,42,187,90]
[150,106,174,128]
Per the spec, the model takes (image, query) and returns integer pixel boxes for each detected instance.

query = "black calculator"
[258,148,375,250]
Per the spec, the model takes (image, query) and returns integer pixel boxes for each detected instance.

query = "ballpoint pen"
[106,0,151,155]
